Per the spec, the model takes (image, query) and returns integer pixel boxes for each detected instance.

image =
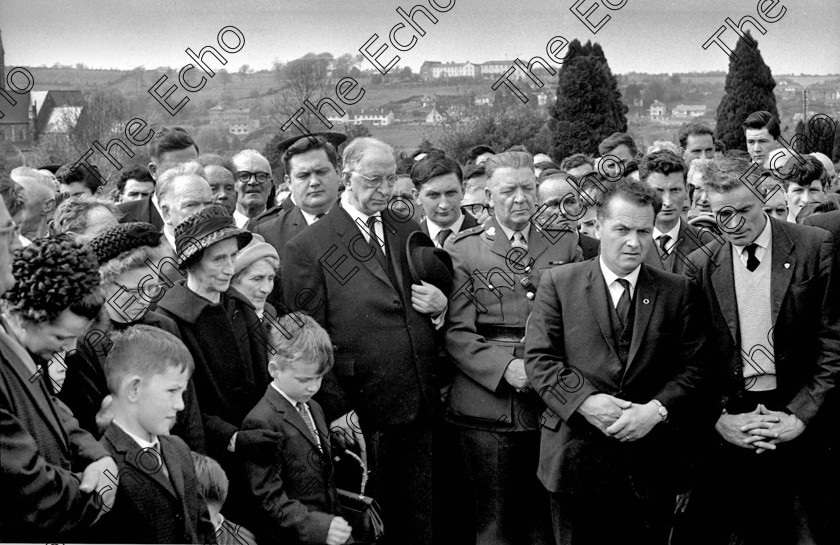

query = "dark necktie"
[744,243,760,272]
[616,278,631,328]
[436,228,452,248]
[296,402,322,451]
[366,216,386,266]
[315,212,325,221]
[658,234,671,260]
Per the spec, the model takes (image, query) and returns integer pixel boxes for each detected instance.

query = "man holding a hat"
[283,137,449,545]
[443,151,582,545]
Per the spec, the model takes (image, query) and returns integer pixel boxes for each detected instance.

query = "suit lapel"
[333,206,394,290]
[461,213,479,231]
[710,242,739,343]
[0,325,70,453]
[106,424,178,498]
[769,220,795,326]
[527,228,551,264]
[584,262,620,361]
[160,436,187,504]
[267,387,322,452]
[625,266,657,371]
[420,219,429,236]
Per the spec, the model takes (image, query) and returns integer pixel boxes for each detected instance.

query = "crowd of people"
[1,110,839,545]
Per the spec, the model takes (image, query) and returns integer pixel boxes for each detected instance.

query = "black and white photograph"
[1,1,839,543]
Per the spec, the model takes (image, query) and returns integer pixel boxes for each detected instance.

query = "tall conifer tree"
[715,31,778,152]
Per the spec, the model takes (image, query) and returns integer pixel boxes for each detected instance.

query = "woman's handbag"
[336,448,384,544]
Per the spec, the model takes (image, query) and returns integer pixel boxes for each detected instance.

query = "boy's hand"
[326,516,352,545]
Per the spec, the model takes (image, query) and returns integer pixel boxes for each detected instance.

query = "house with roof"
[671,104,707,118]
[649,100,666,121]
[425,107,443,124]
[32,90,85,135]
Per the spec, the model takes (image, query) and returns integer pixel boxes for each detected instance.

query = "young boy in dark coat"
[242,313,352,545]
[92,324,214,544]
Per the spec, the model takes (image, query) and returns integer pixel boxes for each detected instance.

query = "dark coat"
[803,209,840,256]
[116,196,164,230]
[443,218,583,430]
[251,204,311,312]
[418,213,479,242]
[91,423,214,544]
[578,233,600,260]
[242,386,340,545]
[283,204,443,428]
[686,218,840,424]
[245,194,294,230]
[59,310,206,452]
[644,219,707,275]
[524,260,708,495]
[155,282,269,459]
[0,318,110,541]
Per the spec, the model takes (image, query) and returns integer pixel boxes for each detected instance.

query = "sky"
[2,0,839,75]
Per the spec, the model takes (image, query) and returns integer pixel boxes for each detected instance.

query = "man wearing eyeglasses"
[283,137,448,545]
[232,150,274,228]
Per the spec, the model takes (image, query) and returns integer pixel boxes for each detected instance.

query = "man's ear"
[41,197,56,216]
[284,174,291,186]
[149,162,158,181]
[412,188,421,205]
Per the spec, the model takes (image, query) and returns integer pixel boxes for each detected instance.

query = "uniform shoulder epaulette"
[450,224,484,244]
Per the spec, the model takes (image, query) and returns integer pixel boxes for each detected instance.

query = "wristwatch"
[652,399,669,422]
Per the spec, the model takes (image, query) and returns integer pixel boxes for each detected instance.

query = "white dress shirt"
[496,221,531,245]
[427,213,466,248]
[599,256,641,308]
[653,219,682,255]
[233,210,250,228]
[732,214,771,267]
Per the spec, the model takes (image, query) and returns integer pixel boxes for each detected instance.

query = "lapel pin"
[784,263,790,269]
[487,227,496,237]
[643,298,650,304]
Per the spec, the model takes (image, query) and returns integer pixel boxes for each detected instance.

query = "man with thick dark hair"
[117,127,200,230]
[411,153,477,247]
[466,144,496,165]
[777,154,830,223]
[742,110,782,168]
[559,153,594,179]
[116,164,155,203]
[526,177,708,545]
[678,122,715,166]
[598,132,638,165]
[639,150,705,274]
[56,163,103,197]
[682,156,839,544]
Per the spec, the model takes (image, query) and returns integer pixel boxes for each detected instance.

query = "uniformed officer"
[443,151,583,545]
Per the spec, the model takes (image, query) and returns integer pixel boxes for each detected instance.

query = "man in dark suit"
[536,169,600,259]
[803,209,840,252]
[0,199,117,541]
[252,135,343,311]
[411,153,479,247]
[445,152,582,544]
[117,127,199,231]
[283,137,448,545]
[525,178,708,545]
[639,150,706,274]
[683,156,840,545]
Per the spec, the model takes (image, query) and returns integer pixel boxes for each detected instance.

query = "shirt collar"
[734,213,772,255]
[496,220,530,244]
[599,255,641,293]
[653,218,681,246]
[232,209,250,228]
[112,418,160,450]
[271,381,302,408]
[299,208,320,226]
[427,213,465,242]
[340,190,380,225]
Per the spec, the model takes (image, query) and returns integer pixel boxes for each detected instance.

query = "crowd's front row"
[2,141,839,545]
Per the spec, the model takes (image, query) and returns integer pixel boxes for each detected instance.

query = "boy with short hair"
[242,313,352,545]
[93,325,213,544]
[191,452,258,545]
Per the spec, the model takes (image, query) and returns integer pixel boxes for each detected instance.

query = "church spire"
[0,29,6,91]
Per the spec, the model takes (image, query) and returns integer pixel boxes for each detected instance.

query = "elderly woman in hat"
[155,206,273,489]
[58,222,205,450]
[231,234,279,321]
[1,235,103,396]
